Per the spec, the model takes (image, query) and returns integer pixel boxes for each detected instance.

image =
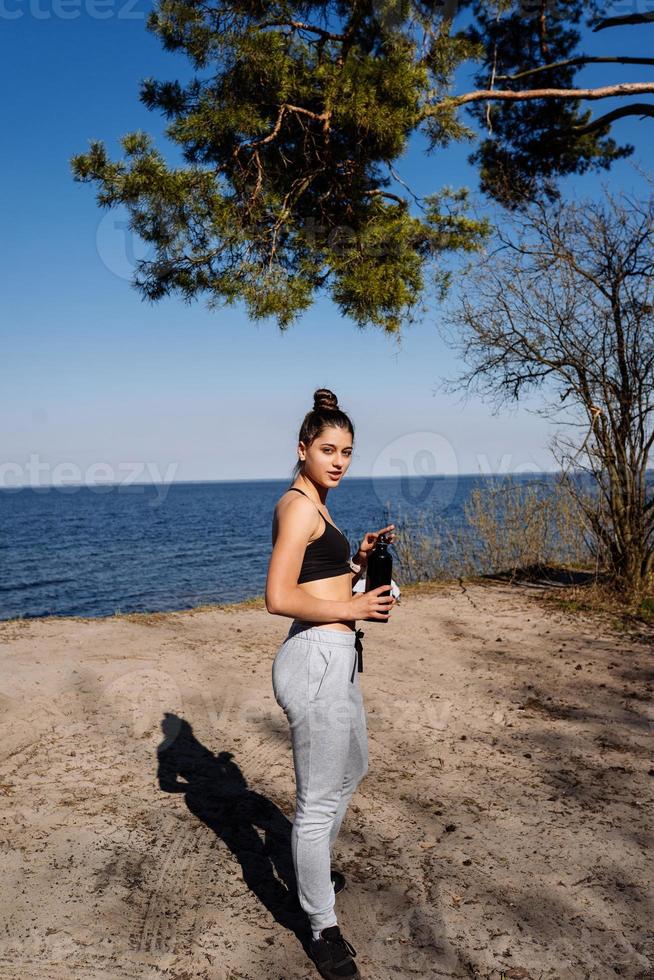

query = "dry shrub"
[392,475,594,584]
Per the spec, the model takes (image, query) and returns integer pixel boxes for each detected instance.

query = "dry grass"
[392,475,592,582]
[391,476,654,630]
[536,577,654,633]
[0,594,267,627]
[116,594,266,623]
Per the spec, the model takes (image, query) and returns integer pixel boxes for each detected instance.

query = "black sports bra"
[287,487,352,584]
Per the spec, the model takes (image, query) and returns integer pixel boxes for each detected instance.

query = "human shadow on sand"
[155,711,313,952]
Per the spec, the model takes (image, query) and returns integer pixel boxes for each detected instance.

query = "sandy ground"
[0,580,652,980]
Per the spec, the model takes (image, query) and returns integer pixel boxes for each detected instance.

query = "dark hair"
[290,388,355,482]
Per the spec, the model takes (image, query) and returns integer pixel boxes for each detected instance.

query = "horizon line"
[0,469,586,491]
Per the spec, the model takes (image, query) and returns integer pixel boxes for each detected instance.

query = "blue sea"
[0,474,557,621]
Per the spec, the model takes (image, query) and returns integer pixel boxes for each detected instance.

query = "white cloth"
[353,575,401,600]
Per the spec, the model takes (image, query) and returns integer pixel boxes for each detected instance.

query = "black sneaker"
[309,925,360,979]
[331,869,346,894]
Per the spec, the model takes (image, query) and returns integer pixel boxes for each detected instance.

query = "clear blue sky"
[1,4,652,486]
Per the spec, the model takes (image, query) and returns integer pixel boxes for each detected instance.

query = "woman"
[265,388,396,980]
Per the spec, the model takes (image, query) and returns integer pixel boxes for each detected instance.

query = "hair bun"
[313,388,339,413]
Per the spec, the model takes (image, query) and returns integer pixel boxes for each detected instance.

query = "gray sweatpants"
[271,620,369,931]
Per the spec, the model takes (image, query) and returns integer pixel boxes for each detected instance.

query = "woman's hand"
[348,584,396,621]
[354,524,395,565]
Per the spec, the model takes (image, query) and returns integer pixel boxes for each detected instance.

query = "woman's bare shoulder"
[272,489,320,540]
[271,488,295,522]
[274,488,299,512]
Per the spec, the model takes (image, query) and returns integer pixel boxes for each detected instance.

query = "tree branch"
[496,56,654,83]
[538,0,550,62]
[236,103,331,157]
[363,189,406,205]
[423,81,654,114]
[572,103,654,136]
[593,12,654,32]
[254,19,347,41]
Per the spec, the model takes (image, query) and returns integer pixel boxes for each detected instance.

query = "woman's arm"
[265,497,354,622]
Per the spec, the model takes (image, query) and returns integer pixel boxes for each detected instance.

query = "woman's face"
[300,426,353,487]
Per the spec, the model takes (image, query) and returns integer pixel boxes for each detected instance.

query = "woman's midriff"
[297,570,356,632]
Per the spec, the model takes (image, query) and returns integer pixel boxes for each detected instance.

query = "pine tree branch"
[593,12,654,32]
[538,0,550,62]
[496,56,654,82]
[423,81,654,115]
[572,103,654,136]
[254,19,348,41]
[363,189,407,205]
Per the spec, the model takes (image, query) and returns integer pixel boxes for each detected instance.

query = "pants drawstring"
[351,628,365,682]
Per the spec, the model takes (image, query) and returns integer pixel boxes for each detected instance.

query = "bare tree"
[438,185,654,601]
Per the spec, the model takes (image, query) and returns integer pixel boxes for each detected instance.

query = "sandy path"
[0,581,651,980]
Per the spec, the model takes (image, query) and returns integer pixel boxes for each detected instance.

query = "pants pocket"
[272,641,294,707]
[307,644,333,702]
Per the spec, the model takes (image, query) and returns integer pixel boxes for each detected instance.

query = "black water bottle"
[364,532,393,623]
